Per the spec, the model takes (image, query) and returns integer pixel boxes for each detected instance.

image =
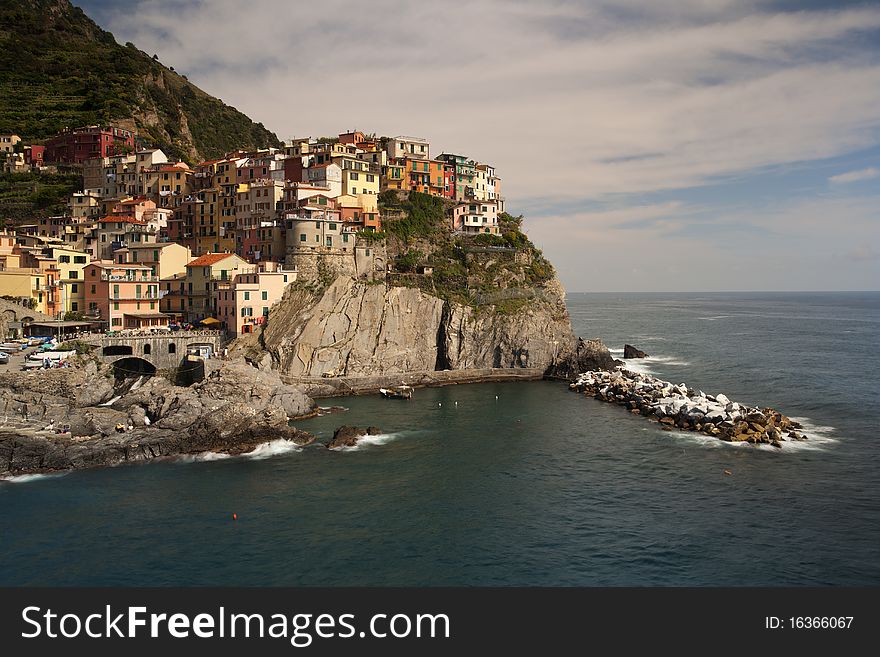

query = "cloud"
[94,2,880,202]
[829,167,880,184]
[82,0,880,290]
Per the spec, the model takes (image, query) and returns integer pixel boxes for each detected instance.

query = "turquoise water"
[1,292,878,585]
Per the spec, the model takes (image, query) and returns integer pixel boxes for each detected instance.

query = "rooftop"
[188,252,237,267]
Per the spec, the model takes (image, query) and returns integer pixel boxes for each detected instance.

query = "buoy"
[232,513,238,520]
[438,402,442,407]
[723,470,732,476]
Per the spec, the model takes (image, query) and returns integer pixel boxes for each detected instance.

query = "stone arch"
[2,309,15,322]
[103,344,133,356]
[20,315,34,324]
[112,357,157,378]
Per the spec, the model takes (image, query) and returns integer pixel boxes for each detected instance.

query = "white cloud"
[90,0,880,290]
[829,167,880,184]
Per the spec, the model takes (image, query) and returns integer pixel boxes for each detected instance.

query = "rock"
[715,393,730,405]
[327,425,381,450]
[623,344,649,359]
[659,416,675,426]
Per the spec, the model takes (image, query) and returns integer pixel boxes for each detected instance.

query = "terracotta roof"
[188,252,236,267]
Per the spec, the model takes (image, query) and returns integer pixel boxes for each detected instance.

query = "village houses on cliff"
[0,126,505,337]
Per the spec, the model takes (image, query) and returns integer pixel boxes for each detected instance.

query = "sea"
[1,292,878,586]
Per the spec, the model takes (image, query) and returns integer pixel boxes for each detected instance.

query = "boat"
[0,342,26,352]
[21,350,76,369]
[379,385,413,400]
[0,352,8,364]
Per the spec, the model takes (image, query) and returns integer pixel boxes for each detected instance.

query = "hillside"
[0,0,280,162]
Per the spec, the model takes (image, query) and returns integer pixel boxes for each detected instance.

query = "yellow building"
[115,242,191,279]
[181,252,248,322]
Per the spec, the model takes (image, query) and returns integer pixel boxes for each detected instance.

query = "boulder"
[623,344,649,359]
[328,425,382,449]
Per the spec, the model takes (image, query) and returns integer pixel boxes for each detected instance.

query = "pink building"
[83,262,166,330]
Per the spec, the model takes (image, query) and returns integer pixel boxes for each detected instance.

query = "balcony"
[101,273,159,282]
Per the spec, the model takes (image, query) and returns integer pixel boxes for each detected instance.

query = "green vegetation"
[356,230,387,244]
[383,192,447,241]
[0,0,280,161]
[57,340,93,354]
[0,171,81,225]
[394,248,423,273]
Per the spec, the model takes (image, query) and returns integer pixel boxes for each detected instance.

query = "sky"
[74,0,880,292]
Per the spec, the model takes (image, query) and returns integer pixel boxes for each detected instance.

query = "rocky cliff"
[250,274,615,379]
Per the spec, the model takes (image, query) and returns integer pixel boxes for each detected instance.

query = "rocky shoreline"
[570,369,808,448]
[0,358,317,478]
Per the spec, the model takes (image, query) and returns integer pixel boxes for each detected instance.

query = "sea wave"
[653,418,838,453]
[697,315,733,321]
[0,472,69,484]
[243,440,304,460]
[783,417,839,451]
[617,354,690,375]
[178,439,303,463]
[331,432,401,451]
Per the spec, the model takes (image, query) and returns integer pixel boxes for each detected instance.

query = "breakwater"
[570,368,808,448]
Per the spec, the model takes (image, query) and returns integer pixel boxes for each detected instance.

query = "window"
[329,223,337,230]
[143,344,151,355]
[283,275,288,283]
[113,284,119,298]
[350,172,359,180]
[261,291,268,301]
[90,284,96,294]
[71,302,78,311]
[153,250,159,261]
[262,307,269,316]
[112,318,121,326]
[244,291,250,301]
[300,234,306,242]
[365,249,371,256]
[71,284,78,293]
[59,255,70,263]
[367,174,375,183]
[326,236,332,247]
[113,302,119,310]
[342,233,349,243]
[168,342,176,354]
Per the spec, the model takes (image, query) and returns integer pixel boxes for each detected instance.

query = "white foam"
[177,439,303,463]
[617,353,690,376]
[782,417,839,451]
[177,451,232,463]
[697,315,732,321]
[331,432,400,451]
[0,472,68,484]
[242,439,303,460]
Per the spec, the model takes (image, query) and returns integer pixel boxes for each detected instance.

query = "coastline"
[283,367,547,399]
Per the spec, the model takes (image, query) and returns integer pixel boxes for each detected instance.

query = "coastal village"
[0,126,504,338]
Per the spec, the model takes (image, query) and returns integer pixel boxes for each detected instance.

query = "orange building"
[407,158,445,197]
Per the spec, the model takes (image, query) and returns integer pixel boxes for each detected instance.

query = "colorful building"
[452,200,501,235]
[44,125,135,164]
[83,262,164,329]
[215,262,296,336]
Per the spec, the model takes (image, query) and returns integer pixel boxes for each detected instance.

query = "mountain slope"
[0,0,280,162]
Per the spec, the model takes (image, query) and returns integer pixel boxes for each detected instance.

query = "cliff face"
[255,275,615,379]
